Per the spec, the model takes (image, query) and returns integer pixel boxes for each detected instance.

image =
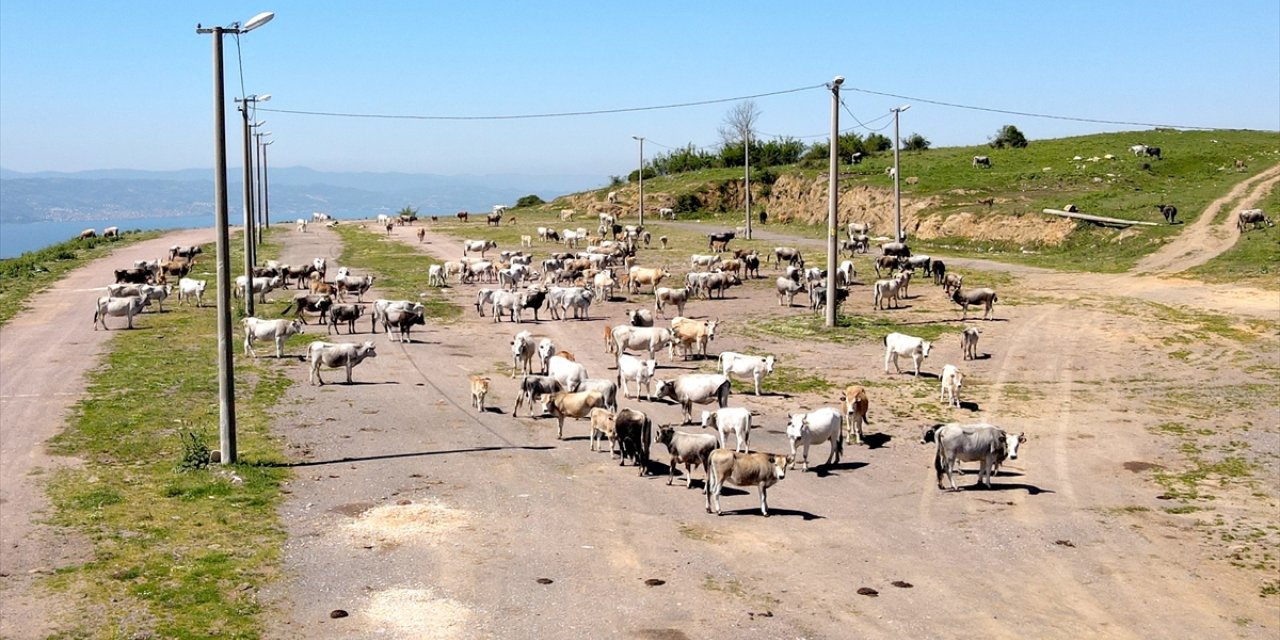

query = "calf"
[718,351,775,396]
[470,375,490,412]
[841,385,871,445]
[511,330,536,377]
[92,296,145,330]
[704,449,792,517]
[655,426,719,488]
[242,317,305,358]
[589,408,617,456]
[613,408,652,475]
[884,332,932,377]
[512,374,561,417]
[307,340,378,385]
[282,293,333,324]
[940,364,964,407]
[616,353,657,400]
[701,407,752,452]
[177,277,207,307]
[961,326,981,360]
[547,390,607,439]
[786,408,843,471]
[670,317,718,360]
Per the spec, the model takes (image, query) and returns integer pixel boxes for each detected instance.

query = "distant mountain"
[0,168,604,223]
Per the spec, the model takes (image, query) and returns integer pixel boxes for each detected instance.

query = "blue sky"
[1,1,1277,180]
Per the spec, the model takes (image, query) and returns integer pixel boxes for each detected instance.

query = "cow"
[589,408,618,456]
[628,266,668,294]
[1237,209,1274,231]
[881,242,910,258]
[113,267,153,285]
[718,352,775,396]
[1130,144,1148,156]
[370,299,419,334]
[972,155,992,168]
[510,330,536,377]
[873,273,907,310]
[327,304,364,335]
[512,374,561,417]
[1144,146,1162,160]
[102,226,119,238]
[612,325,676,362]
[176,277,207,307]
[776,277,806,307]
[786,408,843,471]
[930,259,947,286]
[658,207,675,220]
[465,375,490,412]
[836,260,857,288]
[78,228,97,240]
[92,296,145,330]
[700,407,752,452]
[282,293,333,325]
[579,378,619,412]
[463,239,498,257]
[559,288,595,320]
[655,426,718,488]
[874,255,903,278]
[335,274,375,303]
[613,408,652,475]
[491,290,525,323]
[546,390,607,439]
[951,287,999,320]
[235,274,283,303]
[616,353,657,400]
[884,332,932,377]
[670,317,718,360]
[704,449,792,517]
[654,374,732,424]
[930,423,1010,490]
[627,308,655,327]
[297,218,309,233]
[307,341,378,386]
[707,231,735,252]
[703,272,741,299]
[381,304,426,343]
[942,272,964,296]
[654,287,688,318]
[840,385,871,445]
[547,354,588,394]
[961,326,981,360]
[940,364,964,407]
[773,247,803,268]
[536,338,556,375]
[1156,204,1178,224]
[169,245,203,262]
[243,317,305,358]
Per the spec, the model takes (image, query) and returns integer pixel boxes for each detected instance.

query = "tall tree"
[719,100,761,154]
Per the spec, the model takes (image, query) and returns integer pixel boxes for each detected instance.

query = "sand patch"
[363,587,474,638]
[345,500,471,545]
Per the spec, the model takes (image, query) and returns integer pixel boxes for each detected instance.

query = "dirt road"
[0,229,214,640]
[263,222,1277,638]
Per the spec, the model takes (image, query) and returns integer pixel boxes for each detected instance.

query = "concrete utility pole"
[744,129,751,240]
[240,102,256,317]
[892,104,911,244]
[826,76,843,327]
[632,135,645,226]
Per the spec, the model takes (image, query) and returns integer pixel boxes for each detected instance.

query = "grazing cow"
[884,332,932,376]
[463,239,497,257]
[841,385,870,445]
[92,296,145,330]
[613,408,652,474]
[169,245,203,262]
[786,408,843,471]
[972,155,992,168]
[951,287,999,320]
[512,374,561,417]
[176,277,207,307]
[656,426,718,488]
[243,317,305,358]
[874,255,902,278]
[654,374,732,424]
[547,390,607,439]
[612,325,676,362]
[627,308,655,327]
[1156,204,1178,224]
[940,364,964,407]
[616,353,658,400]
[282,293,333,324]
[962,326,981,360]
[931,423,1009,490]
[628,266,668,294]
[670,317,718,360]
[470,375,490,412]
[905,255,932,274]
[78,228,97,240]
[1130,144,1147,156]
[773,247,803,268]
[1237,209,1274,231]
[704,449,792,517]
[327,304,364,335]
[654,287,688,318]
[102,226,119,238]
[776,277,806,307]
[700,407,752,452]
[511,330,536,377]
[307,341,378,386]
[977,197,995,208]
[718,351,775,396]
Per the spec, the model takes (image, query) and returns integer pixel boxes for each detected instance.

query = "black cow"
[1144,146,1162,160]
[707,231,736,252]
[281,293,333,324]
[1156,204,1178,224]
[114,268,153,284]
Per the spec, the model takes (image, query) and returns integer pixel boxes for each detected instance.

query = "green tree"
[990,124,1028,149]
[515,194,544,208]
[864,133,892,152]
[902,132,931,151]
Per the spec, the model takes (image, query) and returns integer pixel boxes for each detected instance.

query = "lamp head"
[241,12,274,33]
[832,76,844,86]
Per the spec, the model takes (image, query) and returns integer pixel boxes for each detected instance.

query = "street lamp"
[236,94,270,316]
[255,131,272,245]
[891,104,911,244]
[259,139,274,242]
[632,135,645,226]
[196,10,273,465]
[825,76,843,327]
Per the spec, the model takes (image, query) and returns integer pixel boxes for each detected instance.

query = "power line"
[256,83,826,121]
[843,85,1220,131]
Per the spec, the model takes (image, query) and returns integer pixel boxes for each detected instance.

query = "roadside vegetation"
[332,223,461,321]
[43,231,296,638]
[0,231,161,326]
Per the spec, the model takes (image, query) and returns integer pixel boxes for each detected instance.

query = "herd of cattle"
[88,191,1273,515]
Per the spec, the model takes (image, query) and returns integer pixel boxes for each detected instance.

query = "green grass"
[1188,181,1280,290]
[0,230,162,326]
[331,224,461,321]
[42,230,293,639]
[745,311,961,346]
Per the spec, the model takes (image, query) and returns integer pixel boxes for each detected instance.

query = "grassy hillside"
[543,129,1279,272]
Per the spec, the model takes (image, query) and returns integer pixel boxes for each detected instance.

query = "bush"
[675,193,701,213]
[609,175,625,188]
[902,133,931,151]
[864,133,892,152]
[515,194,544,208]
[990,124,1028,149]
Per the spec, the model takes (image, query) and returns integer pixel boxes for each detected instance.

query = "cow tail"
[933,440,946,485]
[281,301,294,317]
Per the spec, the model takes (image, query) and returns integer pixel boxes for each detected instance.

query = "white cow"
[177,277,207,307]
[940,364,964,407]
[961,326,981,360]
[616,353,657,400]
[427,264,447,288]
[536,338,556,375]
[547,354,588,393]
[786,408,843,471]
[717,351,776,396]
[700,407,752,452]
[511,330,536,377]
[611,325,676,361]
[884,332,932,376]
[931,423,1009,490]
[92,296,145,330]
[307,340,378,386]
[242,317,305,358]
[655,374,732,424]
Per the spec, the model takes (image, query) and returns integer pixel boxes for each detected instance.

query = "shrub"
[675,193,702,213]
[515,194,544,208]
[609,175,625,188]
[902,132,931,151]
[990,124,1028,149]
[864,133,892,152]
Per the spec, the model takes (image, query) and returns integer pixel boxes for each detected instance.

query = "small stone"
[536,578,554,585]
[1055,539,1076,548]
[857,587,879,597]
[891,581,913,588]
[644,579,665,587]
[329,609,348,619]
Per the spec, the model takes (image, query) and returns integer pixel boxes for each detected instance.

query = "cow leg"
[557,416,565,440]
[759,486,769,517]
[801,441,811,471]
[345,363,354,384]
[276,337,285,359]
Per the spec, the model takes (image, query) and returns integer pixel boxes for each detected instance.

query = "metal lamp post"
[891,104,910,244]
[236,95,270,316]
[632,135,645,226]
[825,76,843,327]
[196,10,273,465]
[255,132,272,243]
[259,139,273,238]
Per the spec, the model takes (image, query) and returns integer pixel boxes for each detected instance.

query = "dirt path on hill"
[263,221,1277,639]
[0,229,215,640]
